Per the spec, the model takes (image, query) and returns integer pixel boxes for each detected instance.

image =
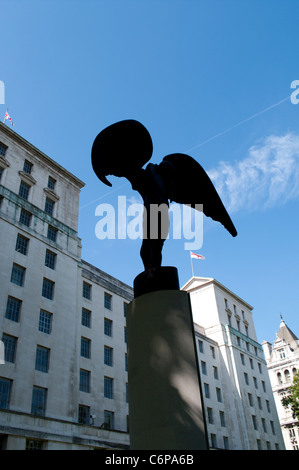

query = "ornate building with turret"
[262,318,299,450]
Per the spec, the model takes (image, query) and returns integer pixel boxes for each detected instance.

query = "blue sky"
[1,0,299,344]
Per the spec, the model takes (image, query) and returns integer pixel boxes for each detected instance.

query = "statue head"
[91,119,153,186]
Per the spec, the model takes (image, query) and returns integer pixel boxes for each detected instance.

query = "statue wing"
[161,153,237,237]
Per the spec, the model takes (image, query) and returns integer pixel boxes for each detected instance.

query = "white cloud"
[207,133,299,213]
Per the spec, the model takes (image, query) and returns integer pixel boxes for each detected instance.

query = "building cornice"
[81,260,133,301]
[182,276,253,311]
[0,122,85,189]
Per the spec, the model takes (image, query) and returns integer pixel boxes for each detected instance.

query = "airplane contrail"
[187,95,290,153]
[81,95,291,211]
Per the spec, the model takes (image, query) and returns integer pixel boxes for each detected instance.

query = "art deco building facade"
[0,122,132,449]
[182,277,285,450]
[262,318,299,450]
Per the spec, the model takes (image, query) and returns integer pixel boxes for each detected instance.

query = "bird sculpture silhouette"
[92,119,237,271]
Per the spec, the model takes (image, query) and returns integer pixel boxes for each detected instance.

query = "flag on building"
[4,110,14,126]
[190,251,205,260]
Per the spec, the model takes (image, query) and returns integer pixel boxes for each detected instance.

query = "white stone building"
[262,318,299,450]
[182,277,285,450]
[0,122,132,449]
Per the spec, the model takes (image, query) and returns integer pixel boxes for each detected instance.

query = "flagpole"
[3,108,7,124]
[190,253,194,278]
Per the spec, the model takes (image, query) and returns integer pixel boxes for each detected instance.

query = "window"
[124,326,127,344]
[123,302,128,317]
[47,225,58,242]
[44,197,55,216]
[81,337,91,359]
[213,366,219,380]
[82,308,91,328]
[262,381,266,392]
[201,361,207,375]
[0,142,7,157]
[244,372,249,385]
[207,407,214,424]
[2,334,17,363]
[256,439,262,450]
[240,353,245,365]
[104,292,112,310]
[210,346,215,359]
[270,421,276,435]
[252,415,258,430]
[198,340,203,353]
[223,436,229,450]
[204,383,210,398]
[249,358,254,370]
[104,410,114,430]
[45,250,56,269]
[104,377,113,399]
[266,400,271,413]
[19,208,31,227]
[38,310,52,334]
[125,353,128,372]
[5,297,22,322]
[104,318,112,336]
[0,378,12,409]
[257,396,262,410]
[35,346,50,373]
[0,167,3,182]
[262,418,267,433]
[224,298,228,309]
[78,404,90,424]
[285,369,291,383]
[210,434,217,448]
[216,387,222,402]
[79,369,90,393]
[126,383,129,403]
[26,439,44,450]
[15,233,29,255]
[104,346,113,366]
[23,160,33,174]
[42,278,55,300]
[31,386,47,416]
[83,281,91,300]
[248,393,253,407]
[220,411,226,427]
[48,176,56,190]
[18,180,30,200]
[11,263,25,286]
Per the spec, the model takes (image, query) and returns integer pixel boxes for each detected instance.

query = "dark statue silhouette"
[91,120,237,280]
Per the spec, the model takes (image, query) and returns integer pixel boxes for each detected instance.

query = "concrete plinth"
[127,289,208,450]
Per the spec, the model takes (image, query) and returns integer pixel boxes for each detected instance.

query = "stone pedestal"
[127,288,208,450]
